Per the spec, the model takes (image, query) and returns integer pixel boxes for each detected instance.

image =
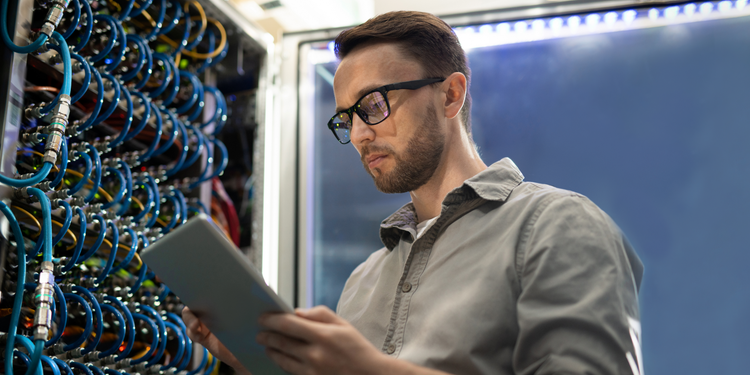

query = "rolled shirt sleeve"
[514,194,643,375]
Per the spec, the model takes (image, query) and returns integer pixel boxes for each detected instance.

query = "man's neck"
[409,132,487,223]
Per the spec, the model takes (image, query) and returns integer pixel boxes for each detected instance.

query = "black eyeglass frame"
[327,78,446,144]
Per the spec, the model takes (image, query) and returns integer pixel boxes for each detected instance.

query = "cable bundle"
[0,0,236,373]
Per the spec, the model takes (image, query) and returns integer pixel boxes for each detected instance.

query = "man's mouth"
[366,154,388,169]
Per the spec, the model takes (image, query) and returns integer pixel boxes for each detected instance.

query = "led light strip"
[455,0,750,49]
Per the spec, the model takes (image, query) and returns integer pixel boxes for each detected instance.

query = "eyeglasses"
[327,78,445,144]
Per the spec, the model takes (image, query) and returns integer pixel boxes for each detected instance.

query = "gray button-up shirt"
[337,158,644,375]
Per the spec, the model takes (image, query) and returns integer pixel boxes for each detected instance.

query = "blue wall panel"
[310,15,750,374]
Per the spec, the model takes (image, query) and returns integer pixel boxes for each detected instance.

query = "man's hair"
[334,11,473,136]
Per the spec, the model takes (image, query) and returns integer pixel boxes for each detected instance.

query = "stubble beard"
[360,104,445,194]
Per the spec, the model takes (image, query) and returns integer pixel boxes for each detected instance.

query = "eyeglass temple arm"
[382,78,445,91]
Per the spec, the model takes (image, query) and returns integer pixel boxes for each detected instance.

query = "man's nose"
[350,114,375,146]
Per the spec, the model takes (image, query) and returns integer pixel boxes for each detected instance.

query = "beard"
[360,103,445,194]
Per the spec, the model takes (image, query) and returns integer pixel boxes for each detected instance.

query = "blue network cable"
[181,125,203,169]
[149,53,175,98]
[97,304,126,357]
[190,138,227,189]
[131,261,149,293]
[164,120,189,177]
[73,286,102,354]
[161,194,180,233]
[133,180,155,222]
[151,108,179,157]
[105,15,128,72]
[26,188,53,262]
[73,0,93,52]
[90,15,118,63]
[69,362,94,375]
[40,355,61,375]
[138,104,163,162]
[69,53,91,103]
[62,293,92,350]
[208,40,229,68]
[46,282,67,346]
[161,64,182,106]
[60,0,80,40]
[175,71,202,114]
[122,91,151,142]
[116,159,134,216]
[52,200,72,246]
[93,221,119,285]
[121,35,147,82]
[0,201,28,375]
[128,0,153,18]
[92,72,121,126]
[107,84,133,148]
[140,305,168,367]
[67,151,92,195]
[144,174,161,228]
[0,0,49,53]
[101,167,126,209]
[76,68,104,132]
[162,321,186,369]
[14,351,31,367]
[60,207,86,272]
[173,183,188,225]
[201,87,224,129]
[144,0,167,40]
[171,6,191,57]
[111,227,137,272]
[133,36,153,89]
[14,335,43,375]
[129,313,159,365]
[84,143,102,203]
[185,348,209,375]
[159,0,182,35]
[196,29,215,74]
[167,312,192,371]
[77,215,106,263]
[88,365,105,375]
[53,359,73,375]
[104,295,135,359]
[116,0,136,21]
[46,134,68,188]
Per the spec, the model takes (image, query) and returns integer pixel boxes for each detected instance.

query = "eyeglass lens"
[330,91,390,144]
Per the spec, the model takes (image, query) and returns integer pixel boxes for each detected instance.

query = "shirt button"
[386,344,396,354]
[402,282,412,293]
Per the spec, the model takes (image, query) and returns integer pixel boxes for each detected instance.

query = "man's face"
[333,43,446,194]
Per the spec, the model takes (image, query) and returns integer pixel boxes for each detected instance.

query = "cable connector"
[49,189,70,200]
[43,94,71,164]
[40,0,72,38]
[66,120,81,137]
[83,351,101,363]
[32,262,55,340]
[65,348,83,359]
[115,359,132,370]
[21,132,43,145]
[69,196,85,207]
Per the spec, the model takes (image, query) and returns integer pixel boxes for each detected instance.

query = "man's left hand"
[256,305,391,375]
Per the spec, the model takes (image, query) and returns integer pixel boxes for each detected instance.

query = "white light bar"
[456,1,750,50]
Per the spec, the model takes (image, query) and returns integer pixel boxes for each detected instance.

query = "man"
[184,11,644,375]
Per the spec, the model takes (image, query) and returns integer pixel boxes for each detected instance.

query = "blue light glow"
[532,19,546,32]
[514,21,528,33]
[622,9,637,23]
[604,12,619,25]
[327,41,335,53]
[585,13,601,26]
[664,6,680,18]
[479,24,494,34]
[497,22,511,33]
[549,17,564,30]
[568,15,581,29]
[700,2,714,14]
[684,3,698,16]
[648,8,660,20]
[105,58,113,64]
[718,0,733,11]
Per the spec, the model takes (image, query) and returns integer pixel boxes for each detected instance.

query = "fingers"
[295,306,341,324]
[259,312,326,342]
[256,331,307,360]
[265,348,306,375]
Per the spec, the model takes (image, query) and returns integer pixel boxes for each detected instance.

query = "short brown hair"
[335,11,473,136]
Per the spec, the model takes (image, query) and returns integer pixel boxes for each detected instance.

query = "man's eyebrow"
[334,83,385,113]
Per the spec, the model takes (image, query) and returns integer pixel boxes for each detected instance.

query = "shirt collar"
[379,158,525,250]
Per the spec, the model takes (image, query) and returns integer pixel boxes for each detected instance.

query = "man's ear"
[443,72,467,120]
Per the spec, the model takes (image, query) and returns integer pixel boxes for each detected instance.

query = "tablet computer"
[141,214,292,375]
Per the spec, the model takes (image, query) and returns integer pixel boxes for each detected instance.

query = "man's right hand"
[182,307,253,375]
